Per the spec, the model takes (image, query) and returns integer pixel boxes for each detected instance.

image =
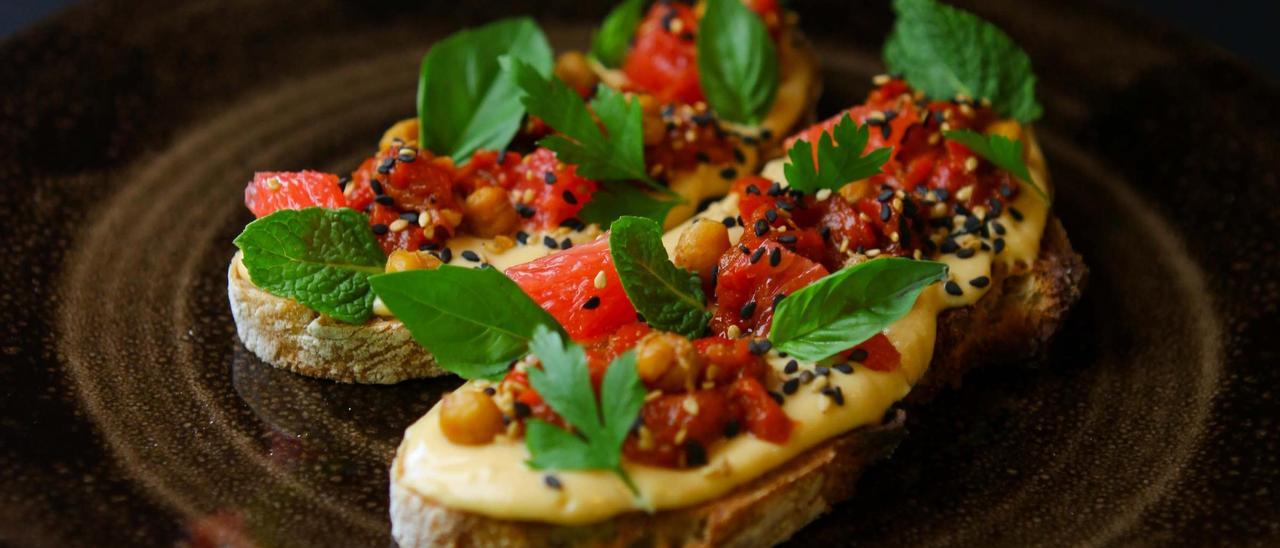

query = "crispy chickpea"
[674,220,731,278]
[385,249,442,273]
[635,331,705,391]
[462,186,519,237]
[438,388,505,445]
[838,179,874,203]
[379,118,419,151]
[554,51,599,96]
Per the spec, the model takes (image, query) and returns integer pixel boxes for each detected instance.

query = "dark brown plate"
[1,0,1277,546]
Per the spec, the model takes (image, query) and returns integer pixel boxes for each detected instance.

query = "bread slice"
[388,217,1086,547]
[227,252,447,384]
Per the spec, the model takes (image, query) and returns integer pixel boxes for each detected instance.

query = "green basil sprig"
[943,129,1048,202]
[369,265,566,380]
[697,0,779,126]
[234,207,385,324]
[609,216,710,338]
[418,17,553,163]
[769,257,948,361]
[883,0,1042,123]
[590,0,645,68]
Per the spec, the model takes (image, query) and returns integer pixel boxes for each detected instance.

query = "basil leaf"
[368,265,566,380]
[883,0,1042,122]
[609,216,710,337]
[234,207,384,324]
[783,113,892,193]
[769,257,948,361]
[942,129,1048,202]
[697,0,779,125]
[524,326,645,494]
[418,17,552,163]
[590,0,645,68]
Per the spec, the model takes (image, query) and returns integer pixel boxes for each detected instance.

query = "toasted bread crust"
[389,217,1086,547]
[226,252,447,384]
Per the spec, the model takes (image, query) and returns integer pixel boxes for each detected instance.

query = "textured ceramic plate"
[1,0,1277,546]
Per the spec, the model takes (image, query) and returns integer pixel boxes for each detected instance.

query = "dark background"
[3,0,1278,81]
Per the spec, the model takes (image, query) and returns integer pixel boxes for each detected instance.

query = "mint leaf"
[524,326,645,494]
[577,183,679,228]
[697,0,779,125]
[509,58,680,223]
[883,0,1042,123]
[590,0,645,68]
[609,216,710,337]
[943,129,1048,202]
[769,257,948,361]
[783,113,892,193]
[418,17,552,162]
[234,208,385,324]
[368,266,566,380]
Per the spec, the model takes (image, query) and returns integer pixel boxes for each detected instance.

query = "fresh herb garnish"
[783,113,892,193]
[524,325,646,495]
[769,257,948,361]
[508,58,679,224]
[368,265,567,380]
[942,129,1047,202]
[418,17,553,163]
[697,0,779,126]
[883,0,1041,123]
[609,216,710,337]
[590,0,645,68]
[234,207,385,324]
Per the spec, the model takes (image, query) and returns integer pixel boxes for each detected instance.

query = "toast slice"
[388,216,1086,546]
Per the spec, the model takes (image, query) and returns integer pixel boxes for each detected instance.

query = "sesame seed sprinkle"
[944,281,963,296]
[583,295,601,310]
[461,250,481,262]
[970,276,991,288]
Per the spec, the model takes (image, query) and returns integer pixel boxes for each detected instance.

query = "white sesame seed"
[815,188,832,201]
[964,157,979,173]
[872,74,891,85]
[681,396,699,415]
[890,231,900,243]
[726,325,741,339]
[418,210,429,227]
[389,219,409,232]
[866,248,882,257]
[956,185,974,202]
[266,177,282,191]
[593,270,607,289]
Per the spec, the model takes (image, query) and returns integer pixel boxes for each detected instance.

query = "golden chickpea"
[674,220,731,278]
[438,388,505,445]
[462,186,519,238]
[385,249,442,273]
[634,331,705,391]
[554,51,599,96]
[838,179,873,203]
[379,118,419,151]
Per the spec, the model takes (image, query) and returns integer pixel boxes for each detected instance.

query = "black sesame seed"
[776,200,795,211]
[750,247,765,264]
[777,234,797,244]
[767,182,784,196]
[964,215,981,232]
[739,244,751,254]
[544,171,557,184]
[461,250,481,262]
[419,243,433,252]
[371,223,389,235]
[440,247,453,263]
[935,188,950,201]
[944,281,963,296]
[992,221,1007,235]
[782,378,800,395]
[880,124,892,140]
[880,203,892,222]
[400,211,419,222]
[543,235,559,249]
[969,276,991,288]
[748,338,772,355]
[988,198,1003,216]
[823,386,845,406]
[980,241,991,251]
[583,295,601,310]
[795,370,813,385]
[1009,207,1024,221]
[733,148,746,163]
[768,391,785,404]
[754,219,769,237]
[820,226,831,241]
[814,365,830,376]
[684,441,708,467]
[515,231,529,245]
[761,128,774,139]
[834,363,854,374]
[691,112,713,125]
[377,157,395,173]
[338,176,350,191]
[848,348,869,362]
[375,195,395,206]
[745,184,761,195]
[543,474,562,490]
[695,151,711,163]
[769,247,782,267]
[784,360,799,374]
[771,292,786,307]
[940,238,959,253]
[370,179,385,195]
[515,203,535,218]
[561,190,578,205]
[720,167,737,180]
[723,420,741,438]
[994,238,1006,253]
[999,184,1013,198]
[561,237,573,249]
[514,401,532,419]
[559,217,586,231]
[955,203,970,216]
[740,301,757,319]
[956,247,976,259]
[722,216,737,228]
[397,148,417,163]
[483,386,497,396]
[764,209,778,223]
[636,313,646,323]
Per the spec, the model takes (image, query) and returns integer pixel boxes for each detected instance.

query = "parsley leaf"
[609,216,710,337]
[368,265,567,380]
[769,257,948,361]
[883,0,1042,123]
[234,207,385,324]
[590,0,645,68]
[782,113,892,193]
[525,325,646,495]
[418,17,553,163]
[508,57,680,224]
[943,129,1048,202]
[697,0,779,125]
